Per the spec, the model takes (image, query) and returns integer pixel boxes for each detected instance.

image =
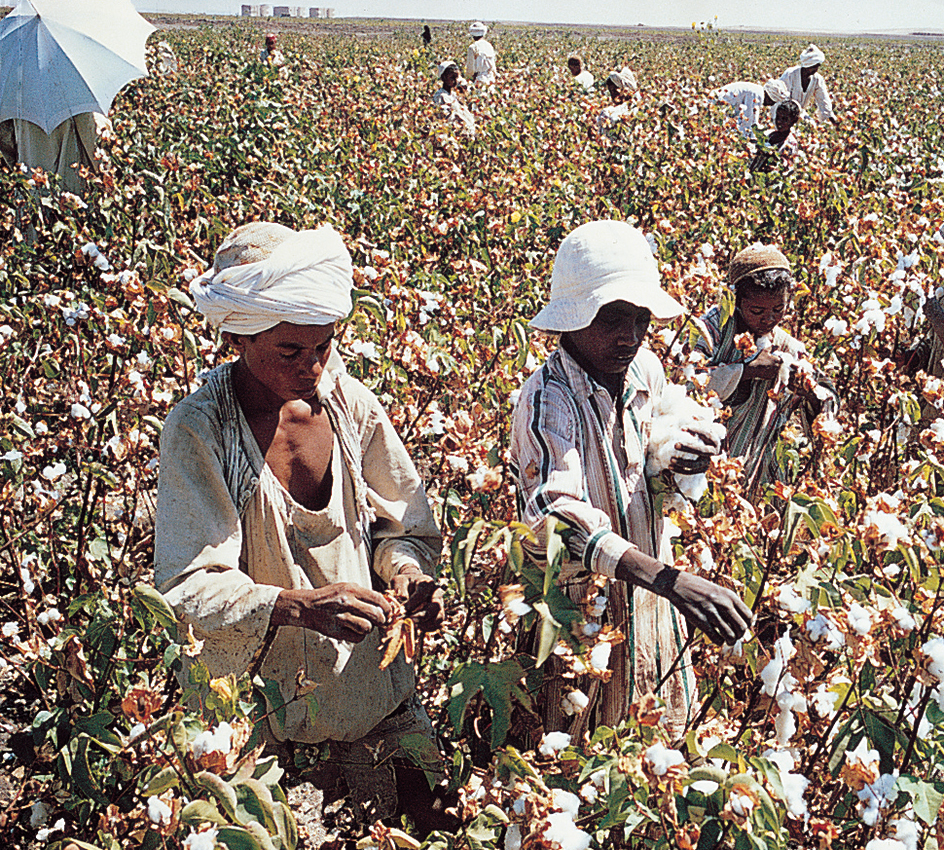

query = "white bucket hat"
[437,60,459,80]
[530,220,683,333]
[469,21,488,37]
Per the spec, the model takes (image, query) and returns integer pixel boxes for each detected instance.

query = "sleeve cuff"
[586,530,635,579]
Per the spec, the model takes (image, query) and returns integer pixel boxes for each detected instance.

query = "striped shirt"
[510,346,695,735]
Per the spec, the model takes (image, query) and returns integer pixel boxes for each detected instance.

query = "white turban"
[190,224,353,334]
[800,44,825,68]
[608,67,637,91]
[763,79,790,102]
[437,60,459,80]
[469,21,488,37]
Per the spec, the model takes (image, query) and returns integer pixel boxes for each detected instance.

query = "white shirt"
[466,38,497,85]
[780,65,835,121]
[572,69,595,91]
[432,88,476,135]
[713,81,764,137]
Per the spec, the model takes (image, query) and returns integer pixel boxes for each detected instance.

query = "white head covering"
[191,222,353,334]
[763,79,790,102]
[800,44,825,68]
[530,221,682,333]
[607,67,637,91]
[437,60,459,80]
[469,21,488,37]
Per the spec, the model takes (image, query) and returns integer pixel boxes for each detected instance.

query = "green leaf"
[132,585,178,631]
[143,765,181,797]
[72,736,111,805]
[399,732,443,790]
[213,826,265,850]
[532,600,562,667]
[180,799,228,826]
[255,676,287,731]
[446,659,530,747]
[897,775,944,825]
[194,770,239,820]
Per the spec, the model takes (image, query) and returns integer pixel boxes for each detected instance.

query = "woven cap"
[728,244,791,288]
[214,221,294,271]
[469,21,488,37]
[530,221,683,332]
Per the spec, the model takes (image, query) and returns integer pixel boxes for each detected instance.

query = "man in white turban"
[595,67,638,138]
[780,43,840,126]
[432,60,475,136]
[155,221,456,833]
[709,79,789,138]
[466,21,498,85]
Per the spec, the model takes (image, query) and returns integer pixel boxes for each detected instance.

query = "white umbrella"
[0,0,155,134]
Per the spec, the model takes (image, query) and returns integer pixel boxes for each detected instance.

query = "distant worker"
[466,21,497,86]
[0,113,112,196]
[750,99,800,173]
[595,67,637,138]
[153,40,179,75]
[432,61,475,136]
[421,24,431,47]
[259,33,285,68]
[710,78,790,138]
[780,44,839,127]
[567,56,595,91]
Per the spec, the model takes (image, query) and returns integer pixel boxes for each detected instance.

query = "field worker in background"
[510,221,753,739]
[0,112,112,196]
[153,40,179,75]
[421,24,431,47]
[567,56,595,91]
[432,61,475,136]
[594,67,637,138]
[750,99,800,173]
[466,21,498,85]
[692,244,836,500]
[260,33,285,67]
[710,78,790,138]
[153,222,457,834]
[780,44,840,127]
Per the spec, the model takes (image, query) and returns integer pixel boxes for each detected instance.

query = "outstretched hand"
[391,567,445,632]
[651,567,753,645]
[271,583,391,643]
[669,425,722,475]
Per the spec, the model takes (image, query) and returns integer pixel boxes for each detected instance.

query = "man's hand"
[651,567,752,645]
[391,566,445,632]
[615,550,752,646]
[669,424,722,475]
[271,583,391,643]
[743,349,782,382]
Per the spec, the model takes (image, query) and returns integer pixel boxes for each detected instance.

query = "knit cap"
[728,244,791,287]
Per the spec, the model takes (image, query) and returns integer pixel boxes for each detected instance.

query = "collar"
[548,346,646,407]
[315,347,347,402]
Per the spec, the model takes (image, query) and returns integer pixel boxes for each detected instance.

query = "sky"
[134,0,944,35]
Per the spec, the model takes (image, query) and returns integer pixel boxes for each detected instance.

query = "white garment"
[572,69,595,91]
[780,65,835,122]
[466,39,497,85]
[596,101,629,138]
[432,88,475,135]
[714,81,764,137]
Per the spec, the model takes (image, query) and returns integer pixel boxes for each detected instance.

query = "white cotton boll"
[760,632,795,696]
[504,823,523,850]
[775,706,797,745]
[865,840,907,850]
[780,771,810,820]
[148,796,173,824]
[778,585,810,614]
[192,722,234,760]
[348,340,379,360]
[922,637,944,681]
[589,642,611,671]
[552,789,582,818]
[863,510,909,550]
[674,472,708,501]
[847,603,873,636]
[580,783,598,803]
[762,748,795,772]
[892,607,916,633]
[589,597,607,617]
[891,816,919,850]
[824,317,848,337]
[645,742,685,776]
[183,830,219,850]
[81,242,100,258]
[36,608,61,626]
[582,622,601,637]
[700,243,714,258]
[539,731,572,757]
[42,463,66,481]
[807,613,845,650]
[812,684,840,718]
[562,689,589,716]
[543,812,591,850]
[886,295,903,316]
[729,790,755,817]
[689,779,719,795]
[71,403,92,420]
[847,738,881,768]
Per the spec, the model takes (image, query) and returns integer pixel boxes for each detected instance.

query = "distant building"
[241,4,260,14]
[309,6,334,16]
[273,5,289,15]
[260,4,272,15]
